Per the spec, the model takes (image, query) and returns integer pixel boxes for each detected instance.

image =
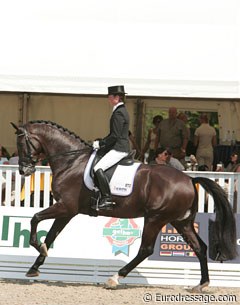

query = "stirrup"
[96,197,116,211]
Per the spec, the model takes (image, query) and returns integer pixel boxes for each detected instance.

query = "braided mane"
[28,120,90,146]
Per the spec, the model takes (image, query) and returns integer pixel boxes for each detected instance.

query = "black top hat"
[108,85,126,96]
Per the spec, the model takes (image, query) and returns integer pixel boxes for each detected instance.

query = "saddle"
[83,150,141,196]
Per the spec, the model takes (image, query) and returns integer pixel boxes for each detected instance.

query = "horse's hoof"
[104,275,119,289]
[26,268,40,277]
[191,281,209,293]
[104,279,118,289]
[40,243,48,257]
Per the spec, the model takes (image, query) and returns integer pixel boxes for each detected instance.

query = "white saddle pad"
[83,151,141,196]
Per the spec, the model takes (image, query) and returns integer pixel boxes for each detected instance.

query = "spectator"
[9,151,19,165]
[151,147,169,165]
[128,130,141,159]
[0,145,9,164]
[177,112,190,139]
[0,145,9,205]
[151,147,184,171]
[141,115,163,163]
[1,146,10,159]
[216,151,240,213]
[177,112,196,156]
[155,107,188,161]
[7,151,20,206]
[194,113,217,171]
[224,151,240,173]
[167,148,185,171]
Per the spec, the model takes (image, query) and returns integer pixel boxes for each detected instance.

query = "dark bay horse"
[11,120,237,291]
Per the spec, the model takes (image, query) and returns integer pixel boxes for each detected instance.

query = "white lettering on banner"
[160,235,184,243]
[112,229,133,237]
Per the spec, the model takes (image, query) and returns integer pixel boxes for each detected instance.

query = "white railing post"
[33,170,41,208]
[14,170,22,207]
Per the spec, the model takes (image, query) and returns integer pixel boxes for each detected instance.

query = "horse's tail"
[192,177,237,261]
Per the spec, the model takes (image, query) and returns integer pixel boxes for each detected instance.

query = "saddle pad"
[83,151,141,196]
[109,163,141,196]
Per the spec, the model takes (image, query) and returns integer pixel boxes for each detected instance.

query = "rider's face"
[108,94,120,106]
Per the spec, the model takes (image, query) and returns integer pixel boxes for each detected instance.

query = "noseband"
[17,129,39,166]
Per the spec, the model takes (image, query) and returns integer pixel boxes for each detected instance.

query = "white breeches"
[94,150,128,172]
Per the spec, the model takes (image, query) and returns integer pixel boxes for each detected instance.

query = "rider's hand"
[92,140,100,150]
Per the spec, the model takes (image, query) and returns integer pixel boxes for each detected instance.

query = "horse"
[11,120,237,292]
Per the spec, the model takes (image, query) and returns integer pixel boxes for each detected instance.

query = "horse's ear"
[10,122,20,132]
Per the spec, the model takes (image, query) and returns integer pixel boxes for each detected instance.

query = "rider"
[92,85,130,210]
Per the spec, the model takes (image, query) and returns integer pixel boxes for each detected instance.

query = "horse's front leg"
[27,217,72,277]
[29,213,47,254]
[29,202,73,255]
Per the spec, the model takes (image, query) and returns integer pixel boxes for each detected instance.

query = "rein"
[46,147,91,161]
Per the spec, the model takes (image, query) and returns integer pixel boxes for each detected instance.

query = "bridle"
[17,129,40,166]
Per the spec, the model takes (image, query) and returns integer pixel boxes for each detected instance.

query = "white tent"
[0,0,239,97]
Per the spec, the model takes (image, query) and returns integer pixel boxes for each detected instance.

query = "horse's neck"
[38,128,87,158]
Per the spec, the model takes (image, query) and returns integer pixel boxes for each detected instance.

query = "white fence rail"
[1,165,240,213]
[0,165,53,208]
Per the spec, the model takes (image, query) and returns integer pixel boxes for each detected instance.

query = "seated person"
[216,151,240,173]
[215,151,240,213]
[0,145,9,164]
[0,145,9,205]
[151,147,185,171]
[167,148,185,171]
[150,147,169,165]
[225,151,240,173]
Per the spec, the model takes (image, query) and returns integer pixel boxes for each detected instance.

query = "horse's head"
[11,122,43,176]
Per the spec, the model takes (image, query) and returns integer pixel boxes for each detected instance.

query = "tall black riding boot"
[94,169,115,210]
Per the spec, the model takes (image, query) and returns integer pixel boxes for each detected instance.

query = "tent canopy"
[0,0,239,97]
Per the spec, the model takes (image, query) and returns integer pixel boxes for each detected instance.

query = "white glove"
[92,140,100,150]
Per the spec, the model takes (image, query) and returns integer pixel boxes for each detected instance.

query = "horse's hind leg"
[171,219,209,292]
[106,218,166,288]
[26,217,71,277]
